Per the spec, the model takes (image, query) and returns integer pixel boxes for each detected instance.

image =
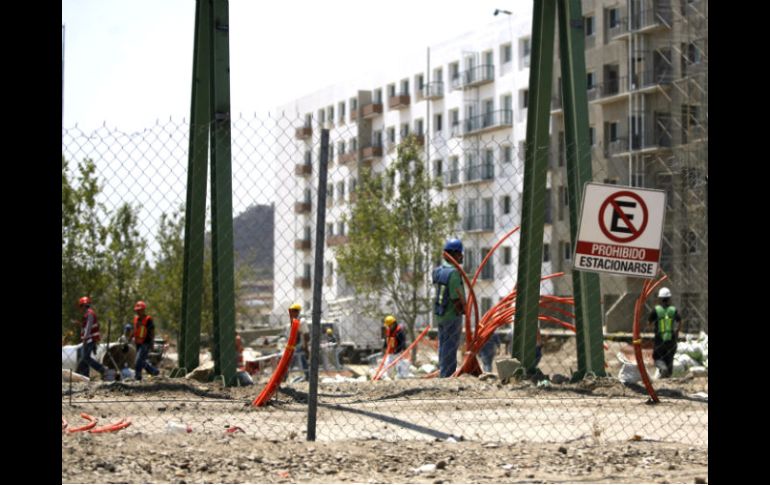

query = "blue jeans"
[134,342,160,380]
[479,339,498,373]
[77,341,105,377]
[438,316,462,377]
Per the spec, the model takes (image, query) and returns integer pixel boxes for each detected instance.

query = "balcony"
[592,76,627,104]
[327,235,349,247]
[294,163,312,177]
[462,212,495,232]
[338,151,357,165]
[630,70,673,92]
[604,137,629,157]
[361,102,384,119]
[608,20,628,40]
[295,125,312,140]
[413,134,425,146]
[361,143,383,161]
[294,201,312,214]
[629,8,673,32]
[294,239,311,251]
[295,277,311,289]
[465,161,495,183]
[462,110,513,136]
[388,94,411,110]
[421,82,444,100]
[456,64,495,89]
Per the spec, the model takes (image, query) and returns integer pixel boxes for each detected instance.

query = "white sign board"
[573,183,666,278]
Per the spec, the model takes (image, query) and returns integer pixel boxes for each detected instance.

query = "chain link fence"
[62,112,707,445]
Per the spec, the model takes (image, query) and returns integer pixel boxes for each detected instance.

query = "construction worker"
[382,315,409,379]
[323,327,342,371]
[478,333,500,373]
[76,296,106,379]
[132,301,160,381]
[289,303,309,380]
[432,238,466,377]
[647,287,682,378]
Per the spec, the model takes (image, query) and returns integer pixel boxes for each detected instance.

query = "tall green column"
[512,0,556,374]
[209,0,237,386]
[557,0,606,378]
[179,0,212,374]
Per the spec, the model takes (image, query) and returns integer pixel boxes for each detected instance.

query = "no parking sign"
[573,183,666,278]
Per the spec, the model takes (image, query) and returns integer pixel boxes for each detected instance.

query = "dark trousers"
[653,340,677,377]
[438,316,462,377]
[135,342,160,380]
[77,341,105,377]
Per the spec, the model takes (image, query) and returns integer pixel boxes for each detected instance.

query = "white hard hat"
[658,287,672,298]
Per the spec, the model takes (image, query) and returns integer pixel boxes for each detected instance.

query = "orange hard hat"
[78,296,91,306]
[134,301,147,312]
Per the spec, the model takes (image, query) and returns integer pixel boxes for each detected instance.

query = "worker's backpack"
[432,266,455,316]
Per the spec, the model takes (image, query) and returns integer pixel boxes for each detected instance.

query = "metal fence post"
[307,129,330,441]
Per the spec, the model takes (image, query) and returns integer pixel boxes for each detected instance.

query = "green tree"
[102,203,148,338]
[61,156,109,342]
[336,134,459,348]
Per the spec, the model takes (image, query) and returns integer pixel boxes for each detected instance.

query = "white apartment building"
[272,10,562,331]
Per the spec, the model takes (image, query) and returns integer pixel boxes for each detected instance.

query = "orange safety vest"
[133,315,152,344]
[81,308,101,343]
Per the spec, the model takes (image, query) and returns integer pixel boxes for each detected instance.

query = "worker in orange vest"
[76,296,106,379]
[132,301,160,381]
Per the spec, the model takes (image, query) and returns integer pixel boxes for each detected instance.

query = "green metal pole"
[556,0,606,378]
[209,0,237,386]
[512,0,556,375]
[179,0,211,374]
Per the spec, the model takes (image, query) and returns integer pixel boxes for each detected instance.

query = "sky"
[62,0,531,132]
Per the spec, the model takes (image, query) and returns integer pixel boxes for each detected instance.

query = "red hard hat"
[78,296,91,306]
[134,301,147,311]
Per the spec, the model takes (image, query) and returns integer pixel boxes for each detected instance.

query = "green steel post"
[209,0,237,386]
[512,0,556,375]
[557,0,607,378]
[179,0,211,373]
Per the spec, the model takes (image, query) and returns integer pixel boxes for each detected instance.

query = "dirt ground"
[62,339,708,483]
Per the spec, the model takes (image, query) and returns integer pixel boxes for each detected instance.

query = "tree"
[61,156,110,342]
[102,203,148,338]
[335,134,460,349]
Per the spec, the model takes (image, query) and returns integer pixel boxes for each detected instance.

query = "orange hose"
[372,331,395,381]
[66,413,97,433]
[252,315,300,407]
[374,326,430,380]
[90,418,131,433]
[632,272,668,403]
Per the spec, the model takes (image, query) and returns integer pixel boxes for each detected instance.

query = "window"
[337,141,345,156]
[387,126,396,145]
[684,230,698,254]
[338,101,346,121]
[337,181,345,201]
[317,108,325,125]
[587,71,596,89]
[558,185,565,221]
[433,67,443,83]
[450,61,460,83]
[503,246,512,265]
[584,15,595,36]
[520,89,529,109]
[350,137,357,151]
[303,264,312,280]
[518,141,526,162]
[543,244,551,262]
[450,156,460,184]
[387,83,396,98]
[481,297,493,316]
[326,223,334,236]
[337,221,346,236]
[562,241,572,261]
[416,73,424,90]
[327,105,334,124]
[498,145,510,164]
[434,113,443,133]
[433,159,443,179]
[520,37,531,68]
[328,145,334,162]
[608,8,620,28]
[502,195,511,215]
[325,262,333,286]
[463,247,476,273]
[400,79,409,95]
[400,122,410,139]
[350,97,357,112]
[327,183,334,204]
[588,126,595,146]
[449,109,460,135]
[501,43,512,64]
[415,118,424,136]
[372,129,383,147]
[303,226,312,241]
[304,113,312,127]
[481,248,494,280]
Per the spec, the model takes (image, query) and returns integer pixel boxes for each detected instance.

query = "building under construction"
[548,0,707,333]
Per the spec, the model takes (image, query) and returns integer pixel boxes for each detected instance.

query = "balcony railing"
[294,201,312,214]
[630,70,673,91]
[462,110,513,136]
[327,235,350,247]
[421,82,444,99]
[361,143,383,160]
[608,19,628,39]
[445,169,461,186]
[604,137,629,157]
[388,93,411,110]
[338,152,356,164]
[295,125,312,140]
[294,163,312,176]
[294,239,311,250]
[361,102,383,119]
[456,64,495,89]
[465,161,495,183]
[593,76,627,101]
[295,277,311,289]
[629,8,673,31]
[462,212,495,232]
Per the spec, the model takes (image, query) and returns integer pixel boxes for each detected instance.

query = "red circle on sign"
[598,191,648,243]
